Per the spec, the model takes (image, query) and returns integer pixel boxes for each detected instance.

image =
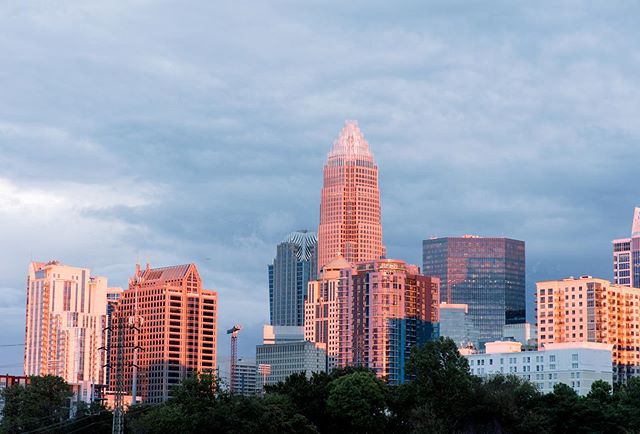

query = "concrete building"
[536,276,640,383]
[304,256,352,366]
[423,236,526,346]
[337,259,440,385]
[109,263,217,404]
[503,322,536,347]
[613,207,640,288]
[269,230,318,327]
[317,121,385,271]
[232,359,259,396]
[439,303,479,350]
[255,326,327,387]
[24,261,110,402]
[466,341,613,396]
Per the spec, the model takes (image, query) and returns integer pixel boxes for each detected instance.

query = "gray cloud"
[1,0,639,371]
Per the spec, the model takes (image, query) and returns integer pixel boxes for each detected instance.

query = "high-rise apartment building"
[269,230,318,326]
[536,276,640,383]
[337,259,440,385]
[109,263,217,404]
[317,121,385,271]
[24,261,110,402]
[423,236,525,345]
[613,207,640,288]
[304,256,352,364]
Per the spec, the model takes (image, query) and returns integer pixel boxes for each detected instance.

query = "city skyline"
[2,2,640,374]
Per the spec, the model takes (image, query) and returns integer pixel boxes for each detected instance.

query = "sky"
[1,1,639,376]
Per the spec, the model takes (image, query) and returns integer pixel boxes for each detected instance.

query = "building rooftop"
[328,120,373,160]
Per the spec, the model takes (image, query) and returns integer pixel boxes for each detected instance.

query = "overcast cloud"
[1,1,639,375]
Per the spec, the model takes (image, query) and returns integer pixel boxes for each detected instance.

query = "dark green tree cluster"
[0,375,110,434]
[6,338,640,433]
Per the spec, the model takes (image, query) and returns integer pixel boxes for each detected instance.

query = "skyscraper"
[337,259,440,385]
[109,263,217,404]
[304,256,352,364]
[613,207,640,288]
[423,236,526,345]
[536,276,640,383]
[269,230,318,326]
[317,121,385,271]
[24,261,110,402]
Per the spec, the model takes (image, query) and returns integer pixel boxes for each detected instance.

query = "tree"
[265,372,330,431]
[326,371,387,434]
[402,337,477,432]
[0,375,73,433]
[471,374,547,433]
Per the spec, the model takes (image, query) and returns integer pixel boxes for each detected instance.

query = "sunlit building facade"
[317,121,385,271]
[304,256,352,365]
[423,236,526,346]
[269,230,317,326]
[109,263,217,404]
[24,261,109,402]
[536,276,640,383]
[613,207,640,288]
[467,341,613,396]
[337,259,440,384]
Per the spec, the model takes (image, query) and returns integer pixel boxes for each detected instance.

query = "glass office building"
[423,236,525,346]
[268,230,318,326]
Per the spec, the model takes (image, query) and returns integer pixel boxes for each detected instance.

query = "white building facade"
[466,341,613,396]
[24,261,111,402]
[255,325,328,387]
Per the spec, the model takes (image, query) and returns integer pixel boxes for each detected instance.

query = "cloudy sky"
[1,1,639,375]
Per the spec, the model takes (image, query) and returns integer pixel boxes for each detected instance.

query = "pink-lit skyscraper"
[317,121,385,271]
[109,263,217,404]
[337,259,440,384]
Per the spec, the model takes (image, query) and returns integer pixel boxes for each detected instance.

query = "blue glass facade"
[422,236,525,346]
[268,231,317,326]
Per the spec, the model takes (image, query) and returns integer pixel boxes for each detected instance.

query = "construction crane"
[226,324,242,393]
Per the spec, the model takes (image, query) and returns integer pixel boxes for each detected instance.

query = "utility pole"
[226,324,242,393]
[111,318,125,434]
[129,289,143,406]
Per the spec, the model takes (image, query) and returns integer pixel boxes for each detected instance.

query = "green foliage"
[403,337,478,432]
[14,348,640,434]
[0,375,73,433]
[326,371,387,434]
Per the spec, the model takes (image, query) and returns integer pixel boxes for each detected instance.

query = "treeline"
[4,339,640,433]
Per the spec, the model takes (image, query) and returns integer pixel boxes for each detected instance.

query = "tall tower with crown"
[317,121,385,270]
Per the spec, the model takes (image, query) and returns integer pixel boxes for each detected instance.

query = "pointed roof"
[323,255,352,270]
[328,120,374,160]
[139,263,195,283]
[633,207,640,237]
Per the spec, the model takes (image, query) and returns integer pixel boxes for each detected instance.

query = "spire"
[328,120,373,160]
[633,207,640,237]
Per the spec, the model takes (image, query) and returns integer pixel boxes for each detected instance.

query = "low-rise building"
[503,322,536,347]
[439,303,478,350]
[466,341,613,396]
[232,359,259,396]
[255,325,327,388]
